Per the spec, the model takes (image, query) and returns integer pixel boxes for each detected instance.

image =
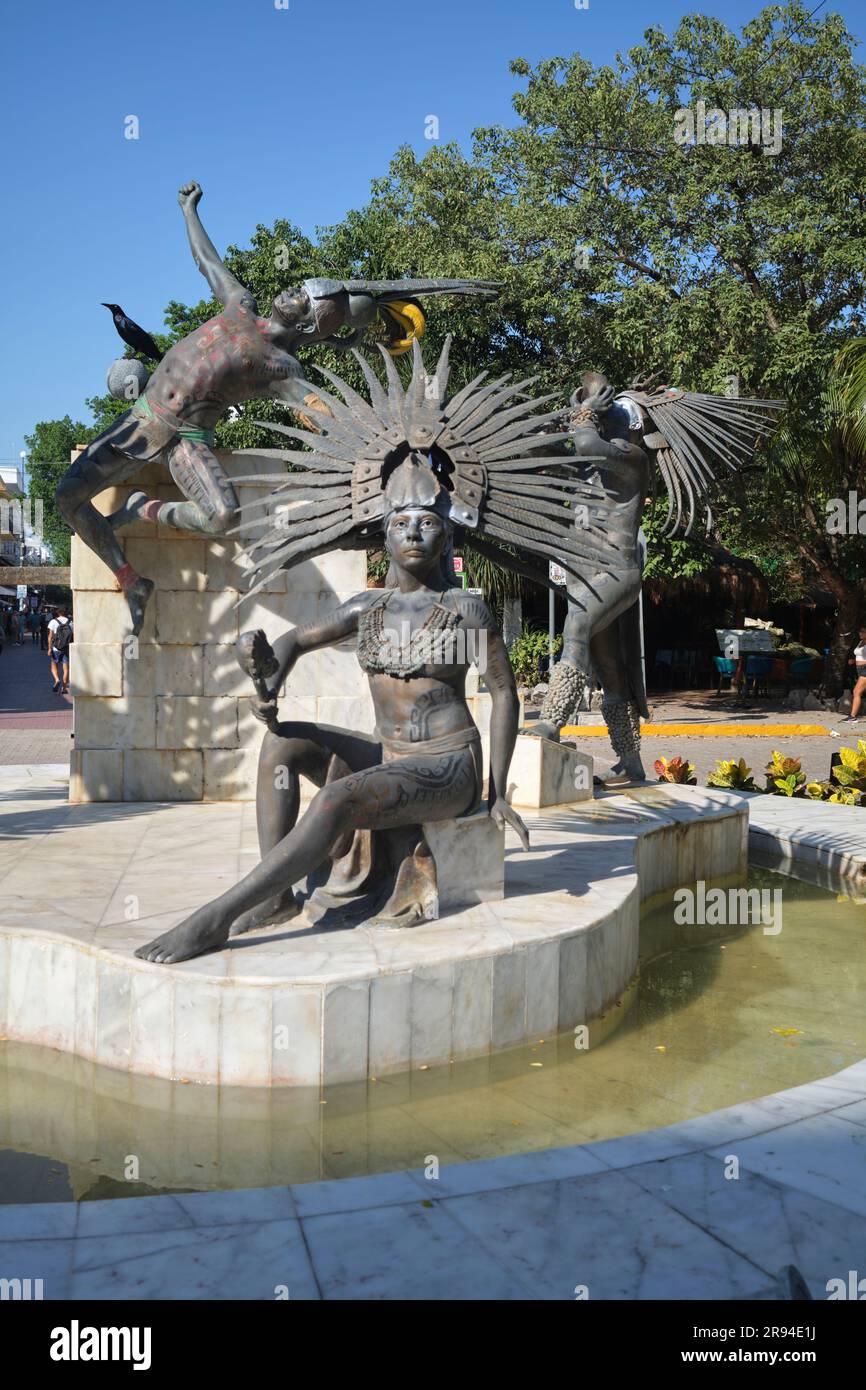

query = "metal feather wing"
[305,277,501,302]
[628,388,785,536]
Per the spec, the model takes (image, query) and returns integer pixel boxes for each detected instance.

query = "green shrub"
[765,751,808,797]
[654,756,697,784]
[707,757,759,791]
[509,625,562,688]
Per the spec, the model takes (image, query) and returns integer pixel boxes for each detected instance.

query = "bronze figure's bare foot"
[524,720,560,742]
[125,577,155,636]
[136,905,230,964]
[594,759,647,788]
[229,892,301,937]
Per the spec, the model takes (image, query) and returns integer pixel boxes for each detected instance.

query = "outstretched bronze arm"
[178,181,250,307]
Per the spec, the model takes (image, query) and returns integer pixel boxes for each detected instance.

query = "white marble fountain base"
[0,767,748,1087]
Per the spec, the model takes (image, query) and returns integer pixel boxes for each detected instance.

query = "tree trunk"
[825,587,862,696]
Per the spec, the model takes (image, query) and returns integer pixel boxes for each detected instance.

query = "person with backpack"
[48,606,73,693]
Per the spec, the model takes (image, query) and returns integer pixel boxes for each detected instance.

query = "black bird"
[102,303,164,362]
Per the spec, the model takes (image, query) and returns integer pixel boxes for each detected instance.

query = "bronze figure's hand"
[489,796,530,852]
[178,180,203,211]
[582,382,616,414]
[249,694,279,731]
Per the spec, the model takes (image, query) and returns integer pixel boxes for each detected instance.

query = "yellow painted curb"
[552,723,832,739]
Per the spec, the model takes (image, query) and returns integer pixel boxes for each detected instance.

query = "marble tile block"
[558,932,588,1030]
[96,961,133,1071]
[316,695,376,735]
[74,589,156,645]
[129,969,174,1076]
[289,548,366,594]
[203,644,250,697]
[124,644,205,698]
[124,538,207,591]
[452,954,493,1059]
[123,750,204,802]
[368,973,413,1077]
[525,940,560,1038]
[71,533,123,590]
[220,987,273,1087]
[492,949,527,1048]
[74,696,156,751]
[507,734,593,808]
[322,982,369,1085]
[423,811,505,913]
[156,589,239,646]
[204,538,252,594]
[69,643,123,698]
[202,745,262,802]
[157,696,239,751]
[271,989,323,1086]
[411,964,454,1067]
[173,978,222,1083]
[69,750,124,803]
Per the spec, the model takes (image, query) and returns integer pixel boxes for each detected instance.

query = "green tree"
[717,369,866,693]
[23,415,90,564]
[327,3,865,604]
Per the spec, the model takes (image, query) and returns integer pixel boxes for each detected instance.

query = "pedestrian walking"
[48,607,73,693]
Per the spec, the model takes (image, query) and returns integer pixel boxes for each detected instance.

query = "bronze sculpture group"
[57,183,783,964]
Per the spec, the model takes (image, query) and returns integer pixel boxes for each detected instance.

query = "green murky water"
[1,867,864,1203]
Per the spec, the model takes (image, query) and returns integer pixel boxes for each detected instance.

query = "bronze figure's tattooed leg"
[599,698,645,782]
[56,440,155,635]
[230,722,380,937]
[536,661,587,740]
[110,438,240,537]
[591,619,646,783]
[136,745,479,963]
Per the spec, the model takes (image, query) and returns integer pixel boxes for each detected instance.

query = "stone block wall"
[69,452,372,802]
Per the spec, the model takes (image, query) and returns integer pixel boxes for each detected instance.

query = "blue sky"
[1,0,862,469]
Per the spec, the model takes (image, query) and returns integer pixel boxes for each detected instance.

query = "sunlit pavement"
[0,639,73,765]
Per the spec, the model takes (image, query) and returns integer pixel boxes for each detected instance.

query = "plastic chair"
[787,657,815,691]
[713,656,738,694]
[653,649,673,689]
[745,654,774,696]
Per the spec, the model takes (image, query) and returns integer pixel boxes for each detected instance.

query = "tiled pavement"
[0,640,72,766]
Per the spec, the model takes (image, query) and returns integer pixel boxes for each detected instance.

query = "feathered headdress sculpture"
[618,385,785,536]
[230,336,625,600]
